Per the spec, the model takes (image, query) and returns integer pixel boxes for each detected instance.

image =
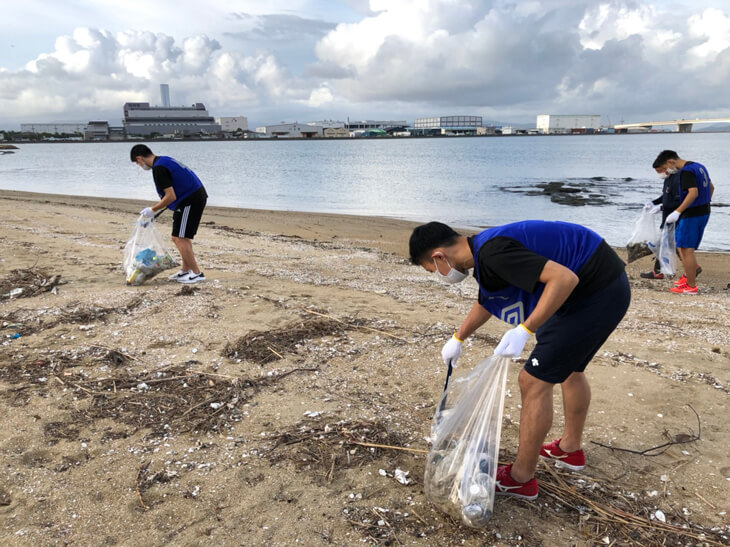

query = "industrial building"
[536,115,600,134]
[20,123,87,135]
[255,123,324,138]
[346,120,407,132]
[215,116,248,134]
[413,115,483,135]
[84,121,109,140]
[123,102,221,137]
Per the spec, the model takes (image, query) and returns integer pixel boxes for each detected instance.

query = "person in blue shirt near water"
[131,144,208,284]
[409,220,630,500]
[652,150,714,294]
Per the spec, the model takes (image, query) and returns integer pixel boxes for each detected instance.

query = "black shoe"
[640,271,664,280]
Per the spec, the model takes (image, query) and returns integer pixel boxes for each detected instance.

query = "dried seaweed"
[71,365,318,435]
[267,418,411,486]
[0,294,145,335]
[0,268,63,300]
[223,317,350,363]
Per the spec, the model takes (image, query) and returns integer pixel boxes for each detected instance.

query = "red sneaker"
[540,439,586,471]
[669,284,698,294]
[674,267,702,286]
[495,464,538,500]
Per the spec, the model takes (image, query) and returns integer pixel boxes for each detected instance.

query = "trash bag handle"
[438,362,454,413]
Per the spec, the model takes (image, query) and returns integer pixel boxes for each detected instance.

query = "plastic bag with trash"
[654,223,677,277]
[424,355,511,528]
[626,209,658,263]
[123,215,179,285]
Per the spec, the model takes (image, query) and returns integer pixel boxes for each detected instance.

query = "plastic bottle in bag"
[424,355,511,528]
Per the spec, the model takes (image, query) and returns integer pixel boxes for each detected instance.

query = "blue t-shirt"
[152,156,204,210]
[469,221,624,325]
[679,161,711,218]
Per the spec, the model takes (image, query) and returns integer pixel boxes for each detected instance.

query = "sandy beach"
[1,189,728,546]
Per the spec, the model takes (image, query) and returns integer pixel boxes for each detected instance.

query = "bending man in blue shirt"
[131,144,208,284]
[410,220,630,500]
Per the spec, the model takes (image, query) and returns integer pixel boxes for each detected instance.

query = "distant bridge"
[613,117,730,133]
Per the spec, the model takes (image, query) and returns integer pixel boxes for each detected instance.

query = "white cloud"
[688,8,730,60]
[0,27,303,123]
[306,85,334,107]
[0,1,728,127]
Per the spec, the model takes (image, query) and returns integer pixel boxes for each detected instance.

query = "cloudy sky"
[1,0,728,129]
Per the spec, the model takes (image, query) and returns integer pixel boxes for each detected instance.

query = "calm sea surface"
[1,134,728,250]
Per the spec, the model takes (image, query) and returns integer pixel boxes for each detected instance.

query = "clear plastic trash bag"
[626,209,658,263]
[123,215,179,285]
[655,223,677,277]
[424,355,511,528]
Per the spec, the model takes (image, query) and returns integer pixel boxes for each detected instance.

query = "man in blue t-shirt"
[409,220,630,500]
[130,144,208,284]
[652,150,714,294]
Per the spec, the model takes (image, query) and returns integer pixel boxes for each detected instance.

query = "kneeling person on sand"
[409,220,631,500]
[130,144,208,284]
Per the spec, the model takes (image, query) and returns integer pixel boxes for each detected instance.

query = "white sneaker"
[168,270,191,281]
[178,271,205,284]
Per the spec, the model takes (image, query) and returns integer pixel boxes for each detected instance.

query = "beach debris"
[0,487,11,507]
[0,295,145,336]
[267,418,410,486]
[394,468,411,485]
[125,248,178,286]
[590,404,701,457]
[0,268,63,300]
[223,316,349,363]
[626,242,653,263]
[123,217,179,285]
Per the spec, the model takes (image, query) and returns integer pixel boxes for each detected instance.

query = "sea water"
[1,133,728,250]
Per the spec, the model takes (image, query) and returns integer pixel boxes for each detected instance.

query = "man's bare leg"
[678,247,698,286]
[172,236,200,274]
[557,371,590,452]
[511,369,554,483]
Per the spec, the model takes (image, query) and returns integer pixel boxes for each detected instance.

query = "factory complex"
[10,85,613,142]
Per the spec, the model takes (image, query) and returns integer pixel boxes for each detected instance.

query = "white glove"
[665,210,680,224]
[644,202,661,214]
[494,324,533,357]
[140,207,155,219]
[441,334,463,368]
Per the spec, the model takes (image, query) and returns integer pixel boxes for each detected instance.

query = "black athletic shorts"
[524,271,631,384]
[172,187,207,239]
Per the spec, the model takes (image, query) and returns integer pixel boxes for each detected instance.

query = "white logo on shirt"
[500,302,524,326]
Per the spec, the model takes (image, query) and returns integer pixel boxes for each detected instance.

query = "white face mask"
[658,172,668,180]
[433,257,468,284]
[139,163,151,171]
[666,167,678,175]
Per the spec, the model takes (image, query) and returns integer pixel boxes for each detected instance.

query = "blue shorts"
[675,214,709,249]
[524,271,631,384]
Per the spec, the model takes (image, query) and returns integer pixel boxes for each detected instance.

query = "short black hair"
[130,144,153,162]
[409,222,461,265]
[652,150,679,169]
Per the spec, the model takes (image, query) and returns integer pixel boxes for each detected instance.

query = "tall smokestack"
[160,84,170,107]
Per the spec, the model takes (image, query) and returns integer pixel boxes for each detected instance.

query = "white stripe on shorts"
[179,205,191,237]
